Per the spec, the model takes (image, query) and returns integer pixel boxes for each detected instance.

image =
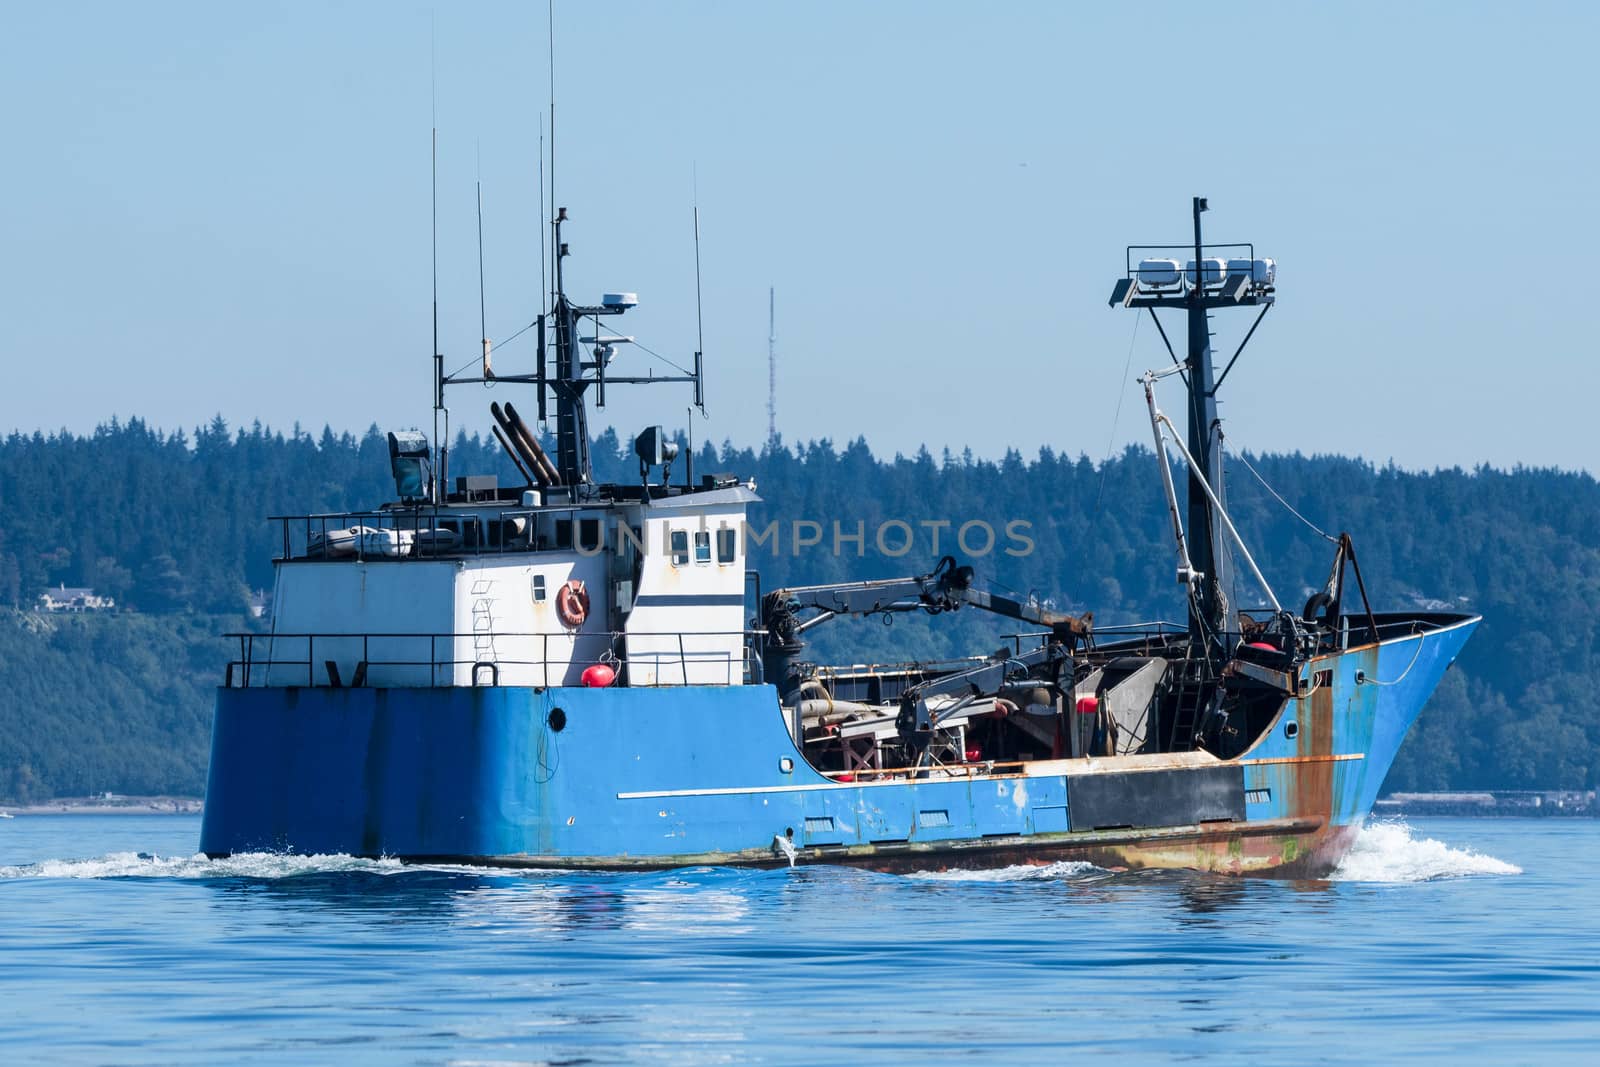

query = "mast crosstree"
[1109,197,1276,659]
[437,204,706,498]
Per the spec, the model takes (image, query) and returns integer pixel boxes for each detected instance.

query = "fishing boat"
[200,197,1477,876]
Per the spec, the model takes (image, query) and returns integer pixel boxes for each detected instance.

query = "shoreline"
[1,797,202,816]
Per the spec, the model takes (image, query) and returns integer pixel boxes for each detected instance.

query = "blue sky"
[2,1,1595,471]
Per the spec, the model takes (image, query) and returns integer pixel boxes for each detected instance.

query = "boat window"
[554,519,573,549]
[694,531,711,564]
[717,527,737,563]
[578,518,603,553]
[532,574,547,602]
[488,518,527,547]
[670,530,689,566]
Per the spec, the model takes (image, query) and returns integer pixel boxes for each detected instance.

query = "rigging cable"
[1360,635,1426,687]
[442,326,698,386]
[439,319,546,384]
[1231,447,1340,544]
[1219,431,1250,618]
[1095,310,1141,514]
[493,318,541,350]
[629,337,700,379]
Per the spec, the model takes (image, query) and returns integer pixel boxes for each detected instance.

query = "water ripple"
[0,816,1577,1065]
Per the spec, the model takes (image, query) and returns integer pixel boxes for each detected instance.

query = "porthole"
[549,707,567,732]
[1284,720,1299,740]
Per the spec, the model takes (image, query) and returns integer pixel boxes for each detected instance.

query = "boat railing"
[1002,610,1473,658]
[223,630,756,689]
[268,504,599,562]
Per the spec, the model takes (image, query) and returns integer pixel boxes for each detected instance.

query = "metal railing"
[271,504,602,563]
[223,629,756,689]
[1000,609,1473,659]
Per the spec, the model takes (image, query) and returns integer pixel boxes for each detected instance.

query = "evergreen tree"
[1,418,1597,798]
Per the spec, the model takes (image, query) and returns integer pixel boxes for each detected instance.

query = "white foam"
[0,851,414,881]
[1330,820,1521,882]
[906,860,1101,882]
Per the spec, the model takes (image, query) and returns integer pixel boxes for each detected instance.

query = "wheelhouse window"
[670,530,689,566]
[694,531,711,564]
[716,528,737,563]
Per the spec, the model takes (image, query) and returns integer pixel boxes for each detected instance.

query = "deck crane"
[758,557,1094,755]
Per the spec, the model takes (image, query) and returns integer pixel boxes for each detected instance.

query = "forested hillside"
[1,417,1596,800]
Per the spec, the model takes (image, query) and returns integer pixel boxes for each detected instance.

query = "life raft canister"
[556,579,590,628]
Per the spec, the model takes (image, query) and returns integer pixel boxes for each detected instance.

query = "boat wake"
[0,821,1520,884]
[1330,820,1521,882]
[0,851,423,881]
[906,861,1103,882]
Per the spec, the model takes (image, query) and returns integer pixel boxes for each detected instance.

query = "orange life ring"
[555,579,589,628]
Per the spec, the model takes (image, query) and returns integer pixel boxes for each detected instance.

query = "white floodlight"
[1226,258,1276,287]
[1185,257,1228,288]
[1137,258,1183,288]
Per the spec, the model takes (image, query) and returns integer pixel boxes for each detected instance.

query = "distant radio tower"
[766,287,777,443]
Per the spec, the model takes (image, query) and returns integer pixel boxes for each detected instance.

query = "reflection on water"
[192,858,1339,949]
[446,876,756,937]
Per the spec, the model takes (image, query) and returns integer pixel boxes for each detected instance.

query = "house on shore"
[36,584,115,613]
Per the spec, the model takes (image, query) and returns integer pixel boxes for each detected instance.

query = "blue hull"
[200,617,1477,876]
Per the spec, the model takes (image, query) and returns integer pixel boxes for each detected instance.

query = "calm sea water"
[0,815,1593,1065]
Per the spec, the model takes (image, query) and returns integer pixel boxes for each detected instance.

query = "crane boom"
[759,556,1092,702]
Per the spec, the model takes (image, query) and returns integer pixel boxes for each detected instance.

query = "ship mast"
[549,208,591,490]
[1182,198,1229,654]
[1110,197,1275,660]
[439,202,704,498]
[430,5,704,499]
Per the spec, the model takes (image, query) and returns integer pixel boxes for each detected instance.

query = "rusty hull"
[202,615,1477,878]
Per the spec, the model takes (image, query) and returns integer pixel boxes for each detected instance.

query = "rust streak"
[1241,754,1363,767]
[419,815,1355,877]
[1288,675,1337,820]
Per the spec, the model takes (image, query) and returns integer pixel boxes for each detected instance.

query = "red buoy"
[1247,641,1277,652]
[965,746,983,763]
[580,663,616,688]
[1076,696,1099,715]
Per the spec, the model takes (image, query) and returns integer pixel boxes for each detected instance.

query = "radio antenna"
[432,127,445,499]
[547,0,557,293]
[692,200,706,416]
[429,16,447,502]
[538,114,547,315]
[477,148,491,379]
[767,287,776,444]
